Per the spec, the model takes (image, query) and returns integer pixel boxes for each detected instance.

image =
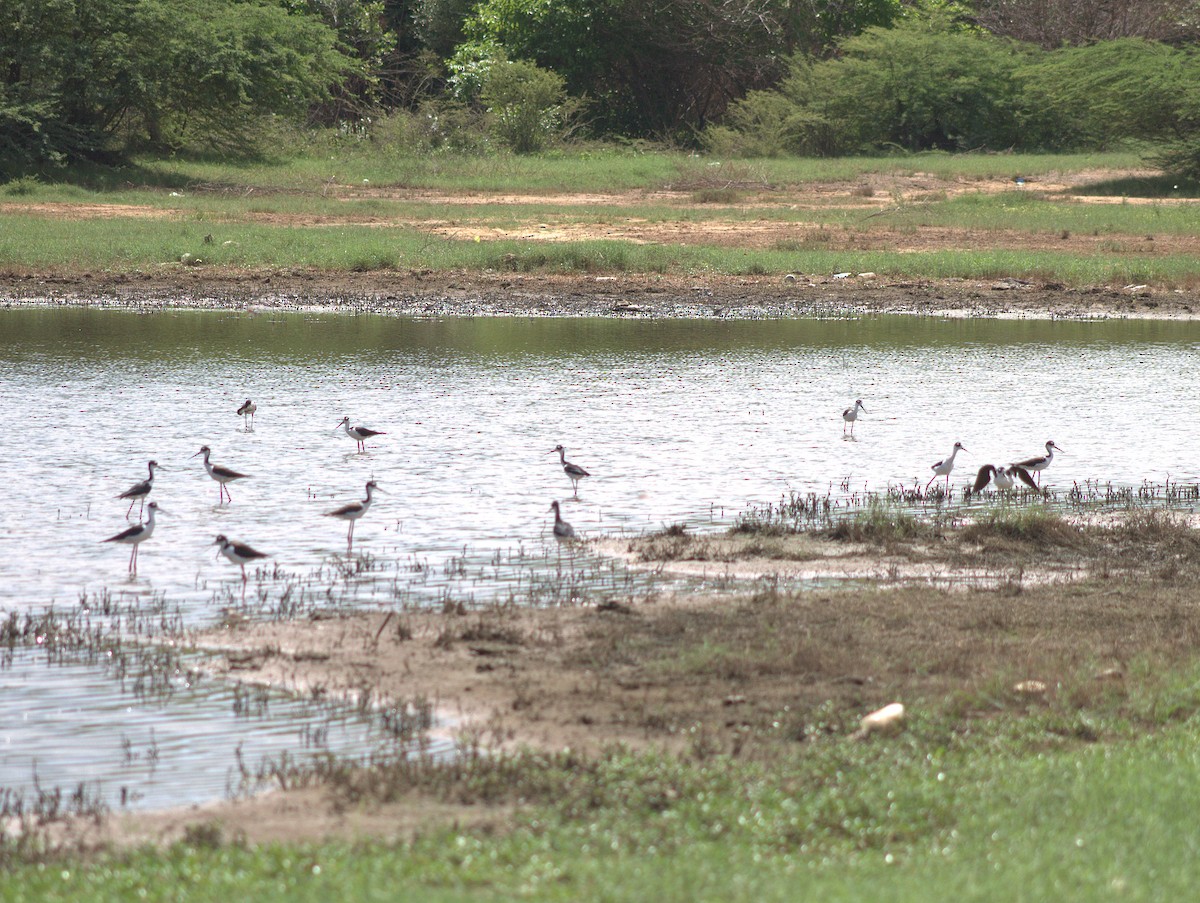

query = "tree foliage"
[710,15,1032,154]
[454,0,902,139]
[780,0,905,54]
[5,0,1200,165]
[708,15,1200,162]
[1016,39,1194,148]
[481,59,570,153]
[0,0,351,168]
[972,0,1197,48]
[283,0,396,121]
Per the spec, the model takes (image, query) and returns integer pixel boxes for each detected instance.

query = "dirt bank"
[2,269,1197,319]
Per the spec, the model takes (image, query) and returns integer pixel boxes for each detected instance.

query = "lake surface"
[2,307,1199,808]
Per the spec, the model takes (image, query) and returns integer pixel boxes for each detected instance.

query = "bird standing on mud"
[551,444,590,496]
[842,399,866,436]
[926,441,967,493]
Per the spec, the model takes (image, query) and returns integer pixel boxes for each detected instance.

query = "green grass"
[824,499,933,543]
[3,213,1197,286]
[883,190,1200,237]
[961,504,1083,545]
[119,148,1144,194]
[10,701,1200,901]
[3,147,1194,285]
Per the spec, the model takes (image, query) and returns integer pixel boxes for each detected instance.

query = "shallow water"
[2,308,1199,808]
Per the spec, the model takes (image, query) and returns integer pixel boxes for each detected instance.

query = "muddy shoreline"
[2,269,1196,319]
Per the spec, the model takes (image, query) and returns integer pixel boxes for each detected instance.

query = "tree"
[0,0,351,170]
[971,0,1197,48]
[1017,38,1192,148]
[453,0,789,140]
[482,59,570,152]
[778,0,904,55]
[778,16,1032,153]
[282,0,397,121]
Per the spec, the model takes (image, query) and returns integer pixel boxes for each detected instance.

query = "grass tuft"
[961,504,1081,546]
[822,500,933,543]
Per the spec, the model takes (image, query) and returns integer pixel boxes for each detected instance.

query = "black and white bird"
[213,534,269,581]
[335,416,386,453]
[102,501,163,574]
[972,463,1039,493]
[1012,440,1064,486]
[926,441,967,493]
[192,445,249,504]
[549,500,576,539]
[551,444,590,496]
[325,479,382,546]
[117,459,160,519]
[237,399,257,428]
[842,399,866,436]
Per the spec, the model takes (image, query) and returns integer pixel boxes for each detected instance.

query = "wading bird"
[972,463,1039,493]
[1012,440,1064,486]
[551,444,590,496]
[926,441,967,493]
[117,460,160,519]
[842,399,867,436]
[213,534,269,581]
[335,416,386,453]
[102,501,163,574]
[549,500,576,539]
[325,479,381,547]
[237,399,257,429]
[192,445,249,504]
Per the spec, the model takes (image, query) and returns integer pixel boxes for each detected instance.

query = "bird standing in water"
[1012,440,1064,486]
[551,445,590,496]
[325,479,382,547]
[102,501,164,574]
[117,460,160,519]
[549,500,576,539]
[335,416,386,453]
[192,445,249,504]
[237,399,257,429]
[213,534,269,581]
[842,399,866,436]
[926,441,967,493]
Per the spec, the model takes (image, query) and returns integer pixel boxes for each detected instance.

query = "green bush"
[704,89,834,157]
[1016,39,1193,150]
[798,17,1032,153]
[710,16,1033,156]
[481,59,571,153]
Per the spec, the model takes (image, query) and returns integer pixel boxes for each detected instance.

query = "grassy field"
[4,147,1199,287]
[9,724,1200,901]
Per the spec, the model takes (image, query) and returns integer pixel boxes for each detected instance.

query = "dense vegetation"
[2,0,1200,174]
